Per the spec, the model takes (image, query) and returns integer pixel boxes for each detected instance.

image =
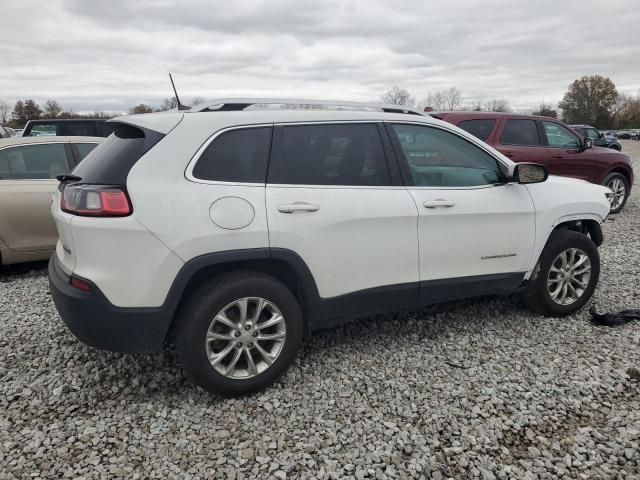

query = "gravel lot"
[1,141,639,479]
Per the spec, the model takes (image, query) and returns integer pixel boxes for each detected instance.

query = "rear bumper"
[48,255,171,353]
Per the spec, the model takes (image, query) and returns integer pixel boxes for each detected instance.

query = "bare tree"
[532,102,558,118]
[43,99,63,119]
[381,86,415,107]
[469,98,483,111]
[418,87,462,111]
[418,91,446,111]
[157,97,179,111]
[484,98,511,112]
[0,100,10,124]
[129,104,154,115]
[443,87,463,110]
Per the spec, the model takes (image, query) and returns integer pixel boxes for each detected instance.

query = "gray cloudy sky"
[1,0,639,113]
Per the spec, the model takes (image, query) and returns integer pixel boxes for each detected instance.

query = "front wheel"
[524,230,600,316]
[176,272,303,396]
[603,172,629,214]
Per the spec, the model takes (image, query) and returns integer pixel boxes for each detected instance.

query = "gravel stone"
[1,141,639,478]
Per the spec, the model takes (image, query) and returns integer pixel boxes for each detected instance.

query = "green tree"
[129,103,154,114]
[12,99,43,126]
[43,99,63,118]
[558,75,618,127]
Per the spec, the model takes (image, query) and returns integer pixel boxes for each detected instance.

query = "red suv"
[433,112,634,213]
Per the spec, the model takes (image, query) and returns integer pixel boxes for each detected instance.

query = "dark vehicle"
[571,125,622,151]
[433,111,634,213]
[22,119,117,138]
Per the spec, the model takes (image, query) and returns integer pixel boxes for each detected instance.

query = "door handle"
[502,151,514,157]
[551,154,563,159]
[277,202,320,213]
[423,199,455,209]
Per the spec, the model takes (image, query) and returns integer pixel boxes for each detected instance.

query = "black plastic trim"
[50,246,527,353]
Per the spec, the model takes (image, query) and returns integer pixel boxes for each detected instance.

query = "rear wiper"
[56,174,82,183]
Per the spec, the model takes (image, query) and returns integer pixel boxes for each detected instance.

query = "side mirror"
[583,137,593,150]
[512,163,549,184]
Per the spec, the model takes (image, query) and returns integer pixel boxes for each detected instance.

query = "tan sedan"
[0,136,103,265]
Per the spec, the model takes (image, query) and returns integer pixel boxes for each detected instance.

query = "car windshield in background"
[28,124,57,136]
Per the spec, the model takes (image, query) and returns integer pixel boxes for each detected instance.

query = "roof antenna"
[169,73,191,110]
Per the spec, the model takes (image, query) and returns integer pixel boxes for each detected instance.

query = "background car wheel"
[603,172,629,214]
[524,230,600,317]
[608,144,621,151]
[176,271,303,396]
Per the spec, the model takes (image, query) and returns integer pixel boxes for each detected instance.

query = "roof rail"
[189,98,425,116]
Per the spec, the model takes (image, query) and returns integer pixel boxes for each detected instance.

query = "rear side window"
[72,123,164,185]
[501,119,541,146]
[192,127,272,183]
[0,143,70,179]
[457,119,496,141]
[268,123,390,186]
[74,143,99,160]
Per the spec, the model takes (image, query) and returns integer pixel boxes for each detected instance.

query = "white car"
[49,99,611,395]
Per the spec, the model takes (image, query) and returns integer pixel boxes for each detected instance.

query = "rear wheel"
[603,172,629,214]
[176,271,303,396]
[524,230,599,316]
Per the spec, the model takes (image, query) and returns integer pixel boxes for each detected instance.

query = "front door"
[540,120,598,181]
[266,122,419,316]
[0,142,72,252]
[386,122,536,302]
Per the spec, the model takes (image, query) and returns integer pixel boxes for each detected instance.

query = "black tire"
[608,144,621,151]
[524,230,600,317]
[176,271,303,396]
[603,172,629,214]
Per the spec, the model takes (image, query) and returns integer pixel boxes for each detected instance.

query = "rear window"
[501,119,541,146]
[59,122,95,136]
[192,127,272,183]
[457,119,496,141]
[72,123,164,185]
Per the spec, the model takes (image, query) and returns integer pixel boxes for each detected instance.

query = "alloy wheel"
[205,297,286,379]
[547,248,592,306]
[606,178,626,211]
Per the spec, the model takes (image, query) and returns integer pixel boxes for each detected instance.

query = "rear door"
[540,120,597,181]
[0,142,73,252]
[266,122,419,314]
[493,118,551,166]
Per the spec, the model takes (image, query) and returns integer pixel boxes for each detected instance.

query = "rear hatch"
[51,113,182,274]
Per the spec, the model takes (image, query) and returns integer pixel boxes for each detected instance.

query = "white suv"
[49,99,611,395]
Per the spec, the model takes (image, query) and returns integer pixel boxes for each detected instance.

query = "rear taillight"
[61,184,132,217]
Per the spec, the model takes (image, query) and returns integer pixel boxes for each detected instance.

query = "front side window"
[268,123,390,186]
[585,128,601,140]
[390,124,502,187]
[192,127,272,183]
[542,121,580,148]
[501,119,541,146]
[0,143,70,179]
[457,119,496,141]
